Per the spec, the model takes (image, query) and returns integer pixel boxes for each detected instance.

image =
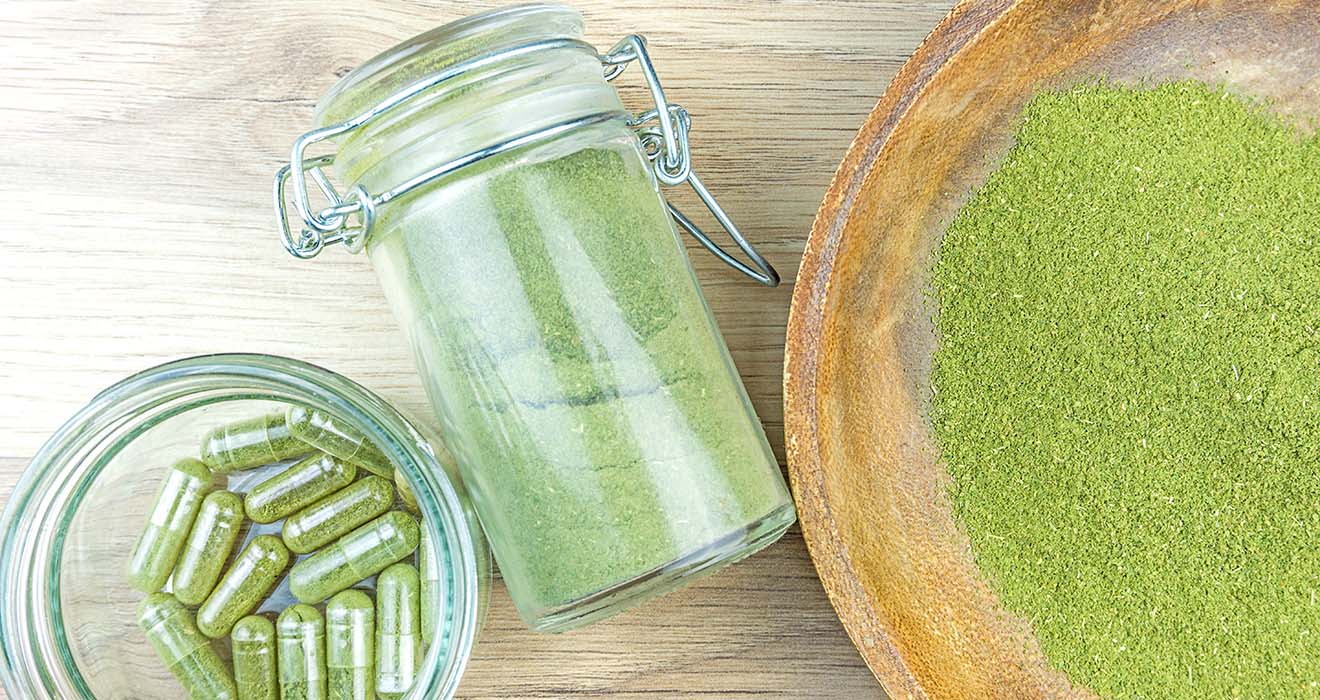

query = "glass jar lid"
[274,3,779,286]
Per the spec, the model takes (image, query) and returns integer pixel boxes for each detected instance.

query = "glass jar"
[275,4,796,631]
[0,355,490,699]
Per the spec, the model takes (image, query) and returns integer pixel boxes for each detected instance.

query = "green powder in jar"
[933,81,1320,699]
[367,130,791,620]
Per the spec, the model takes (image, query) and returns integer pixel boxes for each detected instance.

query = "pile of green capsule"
[126,406,447,700]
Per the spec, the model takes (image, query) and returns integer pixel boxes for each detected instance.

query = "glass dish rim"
[0,352,484,699]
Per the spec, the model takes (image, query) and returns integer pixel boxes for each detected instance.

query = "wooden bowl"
[782,2,1320,699]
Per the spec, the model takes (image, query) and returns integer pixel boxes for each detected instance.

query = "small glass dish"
[0,354,490,699]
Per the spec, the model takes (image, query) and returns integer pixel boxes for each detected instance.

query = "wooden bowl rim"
[783,1,1016,696]
[785,1,1320,697]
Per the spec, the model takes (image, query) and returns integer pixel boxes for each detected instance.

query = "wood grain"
[0,1,953,697]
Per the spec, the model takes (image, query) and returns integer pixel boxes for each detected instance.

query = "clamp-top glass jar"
[276,4,795,632]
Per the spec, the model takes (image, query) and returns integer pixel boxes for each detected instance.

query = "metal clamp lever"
[606,35,779,286]
[275,33,779,286]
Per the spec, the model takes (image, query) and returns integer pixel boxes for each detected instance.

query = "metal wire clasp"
[275,33,779,286]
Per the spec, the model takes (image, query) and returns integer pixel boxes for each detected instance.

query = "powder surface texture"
[933,81,1320,699]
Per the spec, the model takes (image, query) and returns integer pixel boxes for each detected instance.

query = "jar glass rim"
[0,353,484,699]
[314,2,585,127]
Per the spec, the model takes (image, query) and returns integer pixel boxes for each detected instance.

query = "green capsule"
[232,615,278,700]
[172,490,245,605]
[202,411,313,474]
[289,511,419,604]
[327,590,375,700]
[137,593,237,700]
[283,476,395,555]
[245,453,356,524]
[127,458,214,593]
[376,563,422,699]
[278,604,327,700]
[286,405,393,478]
[198,535,290,638]
[393,468,419,514]
[417,525,447,646]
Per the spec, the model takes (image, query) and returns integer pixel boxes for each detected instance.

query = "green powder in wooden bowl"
[932,80,1320,699]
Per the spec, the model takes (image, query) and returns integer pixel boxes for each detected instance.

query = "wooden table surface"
[0,1,952,697]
